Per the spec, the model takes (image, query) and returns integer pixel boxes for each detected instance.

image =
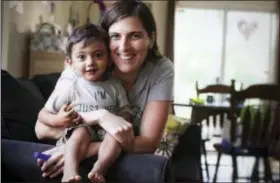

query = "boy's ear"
[65,57,72,65]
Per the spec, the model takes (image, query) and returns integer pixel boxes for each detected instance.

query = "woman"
[2,0,174,182]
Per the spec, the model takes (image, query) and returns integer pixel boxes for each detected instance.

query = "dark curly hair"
[66,23,109,59]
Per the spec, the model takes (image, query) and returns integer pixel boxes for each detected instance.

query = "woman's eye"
[131,34,141,39]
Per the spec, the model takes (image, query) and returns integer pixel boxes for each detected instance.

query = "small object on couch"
[33,152,51,161]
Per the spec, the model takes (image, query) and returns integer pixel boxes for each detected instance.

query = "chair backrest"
[195,80,233,98]
[194,80,235,132]
[269,103,280,160]
[230,83,280,150]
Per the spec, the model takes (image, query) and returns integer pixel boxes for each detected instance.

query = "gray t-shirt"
[127,57,174,128]
[45,77,130,115]
[53,57,174,131]
[54,66,78,90]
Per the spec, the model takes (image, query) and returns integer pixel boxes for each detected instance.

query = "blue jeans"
[2,139,171,183]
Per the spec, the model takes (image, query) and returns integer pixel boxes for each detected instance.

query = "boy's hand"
[55,104,81,127]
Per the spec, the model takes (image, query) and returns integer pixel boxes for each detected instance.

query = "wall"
[1,1,168,77]
[1,1,90,77]
[177,1,277,12]
[147,1,168,56]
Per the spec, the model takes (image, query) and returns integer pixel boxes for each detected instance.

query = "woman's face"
[108,17,152,74]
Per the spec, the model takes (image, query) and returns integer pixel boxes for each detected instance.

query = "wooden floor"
[202,140,280,183]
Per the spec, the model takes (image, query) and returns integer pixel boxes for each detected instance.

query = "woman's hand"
[99,109,134,149]
[37,142,100,179]
[37,145,65,178]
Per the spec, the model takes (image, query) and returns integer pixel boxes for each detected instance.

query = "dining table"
[173,101,235,129]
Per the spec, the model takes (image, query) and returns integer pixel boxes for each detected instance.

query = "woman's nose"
[118,37,131,52]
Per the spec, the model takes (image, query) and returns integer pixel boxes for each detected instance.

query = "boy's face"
[68,40,109,82]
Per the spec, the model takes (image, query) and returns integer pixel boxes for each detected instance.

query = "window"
[224,11,272,85]
[174,2,278,117]
[174,8,224,104]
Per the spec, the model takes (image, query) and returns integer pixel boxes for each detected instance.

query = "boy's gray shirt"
[54,66,78,90]
[45,76,130,115]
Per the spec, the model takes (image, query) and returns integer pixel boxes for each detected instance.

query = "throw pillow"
[155,114,190,158]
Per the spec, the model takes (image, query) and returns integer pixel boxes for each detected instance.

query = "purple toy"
[34,152,51,161]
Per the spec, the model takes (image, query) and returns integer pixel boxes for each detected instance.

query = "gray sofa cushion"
[17,78,45,102]
[31,73,61,100]
[1,116,11,139]
[1,70,44,142]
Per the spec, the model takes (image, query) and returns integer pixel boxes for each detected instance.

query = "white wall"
[146,1,168,55]
[177,1,277,12]
[1,1,169,77]
[1,1,9,71]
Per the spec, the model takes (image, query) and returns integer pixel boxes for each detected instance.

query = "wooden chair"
[212,82,280,182]
[268,101,280,181]
[195,80,242,131]
[196,80,233,98]
[195,80,234,180]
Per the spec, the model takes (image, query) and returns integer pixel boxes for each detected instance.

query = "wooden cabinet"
[29,51,66,77]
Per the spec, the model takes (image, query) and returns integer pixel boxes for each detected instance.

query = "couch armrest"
[171,123,202,182]
[2,139,173,183]
[107,154,174,183]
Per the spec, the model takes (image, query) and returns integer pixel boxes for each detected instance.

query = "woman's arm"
[35,109,102,140]
[36,109,129,140]
[35,120,65,140]
[38,108,61,127]
[79,111,104,125]
[132,100,171,153]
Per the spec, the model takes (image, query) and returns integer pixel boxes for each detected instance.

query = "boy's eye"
[110,34,119,40]
[77,55,85,60]
[95,52,104,58]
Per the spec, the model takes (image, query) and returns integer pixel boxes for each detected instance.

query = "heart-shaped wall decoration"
[237,20,258,41]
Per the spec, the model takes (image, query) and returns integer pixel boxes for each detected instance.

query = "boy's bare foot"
[62,168,81,182]
[88,161,105,183]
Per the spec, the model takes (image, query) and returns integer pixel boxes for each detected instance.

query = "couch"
[1,69,202,183]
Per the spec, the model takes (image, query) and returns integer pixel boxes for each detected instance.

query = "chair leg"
[199,160,204,183]
[263,157,272,182]
[202,141,210,181]
[231,155,238,183]
[212,151,222,183]
[251,157,260,182]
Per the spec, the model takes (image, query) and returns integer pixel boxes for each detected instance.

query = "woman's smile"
[117,53,135,61]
